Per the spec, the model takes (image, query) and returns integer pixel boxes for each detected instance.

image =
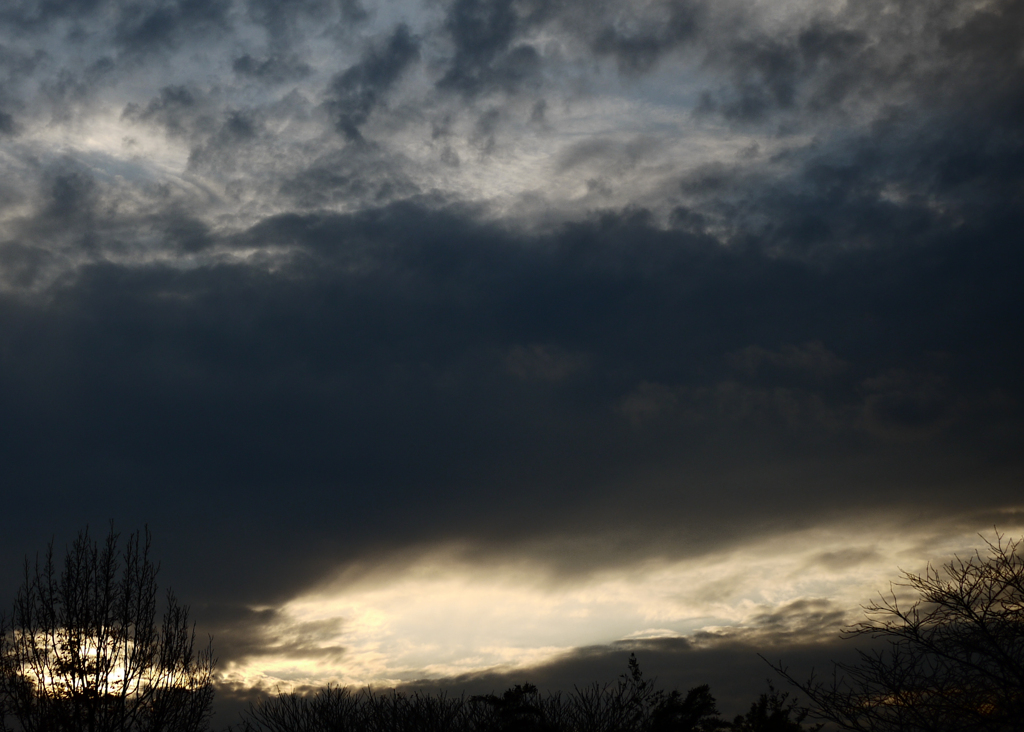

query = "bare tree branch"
[0,525,214,732]
[770,531,1024,732]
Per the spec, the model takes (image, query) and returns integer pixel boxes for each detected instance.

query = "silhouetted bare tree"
[773,532,1024,731]
[0,526,214,732]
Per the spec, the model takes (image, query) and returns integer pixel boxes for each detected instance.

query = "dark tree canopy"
[775,532,1024,732]
[730,685,821,732]
[237,653,734,732]
[0,526,214,732]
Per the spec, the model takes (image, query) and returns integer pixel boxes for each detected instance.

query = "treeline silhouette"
[234,655,818,732]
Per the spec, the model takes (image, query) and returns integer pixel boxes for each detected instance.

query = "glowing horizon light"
[12,632,185,699]
[217,515,1024,694]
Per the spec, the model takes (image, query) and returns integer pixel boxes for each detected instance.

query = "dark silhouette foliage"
[236,654,731,732]
[648,685,726,732]
[0,526,214,732]
[471,683,558,732]
[729,685,821,732]
[773,532,1024,732]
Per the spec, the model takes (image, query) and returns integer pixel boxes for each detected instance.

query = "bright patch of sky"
[219,515,1024,691]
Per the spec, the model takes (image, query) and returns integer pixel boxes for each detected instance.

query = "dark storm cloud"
[325,23,420,140]
[590,0,703,74]
[0,45,47,123]
[0,242,52,288]
[689,0,1024,128]
[728,342,848,383]
[42,166,99,225]
[114,0,233,54]
[245,0,357,48]
[201,606,284,667]
[44,63,111,121]
[11,161,104,254]
[338,0,368,23]
[122,84,211,138]
[0,43,47,77]
[1,166,1022,603]
[812,548,883,572]
[703,599,849,647]
[436,0,546,96]
[152,209,215,252]
[673,2,1024,264]
[277,144,423,208]
[0,0,106,30]
[232,53,313,84]
[211,607,346,667]
[201,603,347,720]
[0,109,17,135]
[699,39,803,123]
[556,137,662,175]
[187,109,265,174]
[121,87,276,177]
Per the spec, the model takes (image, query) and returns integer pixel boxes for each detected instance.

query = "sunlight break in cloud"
[218,514,1024,692]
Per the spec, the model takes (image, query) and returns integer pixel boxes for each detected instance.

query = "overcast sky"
[1,0,1023,723]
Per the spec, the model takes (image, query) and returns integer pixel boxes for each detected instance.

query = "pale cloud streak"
[217,514,1024,692]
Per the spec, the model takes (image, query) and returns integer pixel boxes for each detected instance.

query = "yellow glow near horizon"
[218,514,1024,694]
[14,633,187,700]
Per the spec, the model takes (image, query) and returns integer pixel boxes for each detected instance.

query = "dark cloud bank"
[4,194,1020,585]
[1,0,1023,719]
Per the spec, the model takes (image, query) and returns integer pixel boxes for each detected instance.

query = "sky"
[1,0,1023,723]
